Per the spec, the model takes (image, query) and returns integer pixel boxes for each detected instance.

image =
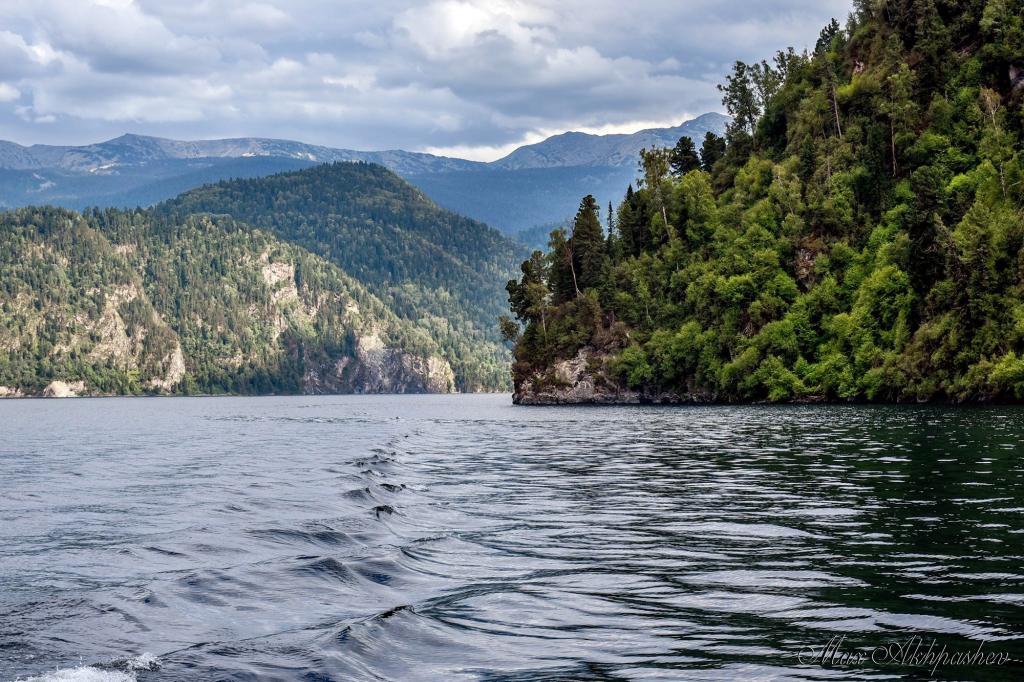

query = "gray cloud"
[0,0,852,159]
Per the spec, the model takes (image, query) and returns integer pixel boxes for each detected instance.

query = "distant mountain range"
[0,134,481,175]
[490,114,729,170]
[0,112,728,238]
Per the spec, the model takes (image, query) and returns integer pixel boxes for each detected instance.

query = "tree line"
[505,0,1024,402]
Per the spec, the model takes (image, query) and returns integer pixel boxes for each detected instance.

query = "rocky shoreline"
[511,348,1022,406]
[512,347,717,405]
[0,342,456,399]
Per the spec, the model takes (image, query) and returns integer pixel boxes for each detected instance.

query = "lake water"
[1,395,1022,681]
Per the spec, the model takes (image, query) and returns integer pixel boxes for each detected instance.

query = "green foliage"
[2,161,526,394]
[157,162,525,390]
[508,0,1024,403]
[570,195,609,292]
[612,344,653,388]
[0,206,454,395]
[700,132,727,173]
[670,137,701,176]
[719,61,762,138]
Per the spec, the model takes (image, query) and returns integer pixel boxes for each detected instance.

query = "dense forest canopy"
[160,163,524,391]
[0,163,522,395]
[0,206,452,395]
[506,0,1024,402]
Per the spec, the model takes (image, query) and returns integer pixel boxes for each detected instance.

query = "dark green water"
[1,396,1022,680]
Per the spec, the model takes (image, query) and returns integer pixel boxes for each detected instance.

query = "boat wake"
[16,654,160,682]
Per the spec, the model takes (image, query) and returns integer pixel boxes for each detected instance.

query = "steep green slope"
[507,0,1024,404]
[0,206,455,396]
[158,162,525,390]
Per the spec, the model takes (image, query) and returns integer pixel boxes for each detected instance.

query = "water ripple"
[1,396,1022,681]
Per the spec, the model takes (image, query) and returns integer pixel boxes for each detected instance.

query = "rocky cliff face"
[302,332,454,395]
[0,288,455,398]
[0,208,460,398]
[513,347,715,405]
[514,348,639,405]
[3,330,454,399]
[42,380,86,398]
[350,333,454,393]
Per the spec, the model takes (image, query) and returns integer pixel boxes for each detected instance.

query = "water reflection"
[0,397,1021,680]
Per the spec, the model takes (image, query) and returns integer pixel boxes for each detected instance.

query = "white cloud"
[0,0,853,154]
[228,3,292,30]
[24,0,221,75]
[424,116,695,161]
[393,1,555,57]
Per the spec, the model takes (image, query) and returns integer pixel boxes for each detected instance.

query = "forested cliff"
[0,207,455,397]
[0,163,522,397]
[506,0,1024,404]
[158,163,523,390]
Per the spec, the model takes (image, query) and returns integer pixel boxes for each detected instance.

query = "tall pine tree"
[571,195,609,291]
[670,136,701,175]
[700,132,727,172]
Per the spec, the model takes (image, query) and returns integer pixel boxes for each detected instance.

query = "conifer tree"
[670,136,701,175]
[571,195,609,291]
[506,251,550,337]
[547,228,578,304]
[718,61,760,138]
[617,185,640,256]
[700,132,726,172]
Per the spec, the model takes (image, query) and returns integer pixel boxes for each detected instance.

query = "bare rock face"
[353,332,455,393]
[424,357,456,393]
[514,348,640,405]
[302,331,455,394]
[42,380,87,398]
[514,347,717,405]
[147,344,187,392]
[0,386,23,398]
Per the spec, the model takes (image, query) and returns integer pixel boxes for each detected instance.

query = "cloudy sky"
[0,0,851,160]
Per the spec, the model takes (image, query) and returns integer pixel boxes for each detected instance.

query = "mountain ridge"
[0,133,485,175]
[0,113,729,235]
[156,162,525,390]
[491,113,729,169]
[0,113,728,174]
[0,206,457,397]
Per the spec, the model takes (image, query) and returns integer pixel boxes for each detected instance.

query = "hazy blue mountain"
[0,114,728,235]
[406,165,633,239]
[0,157,317,211]
[405,113,729,235]
[0,133,483,175]
[490,113,729,170]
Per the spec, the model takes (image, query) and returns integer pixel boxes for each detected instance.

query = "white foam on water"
[16,654,160,682]
[16,668,135,682]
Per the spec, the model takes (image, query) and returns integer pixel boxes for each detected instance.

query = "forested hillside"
[158,162,524,390]
[0,207,454,397]
[506,0,1024,404]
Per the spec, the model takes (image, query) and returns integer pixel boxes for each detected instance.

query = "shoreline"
[0,390,512,401]
[513,391,1024,408]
